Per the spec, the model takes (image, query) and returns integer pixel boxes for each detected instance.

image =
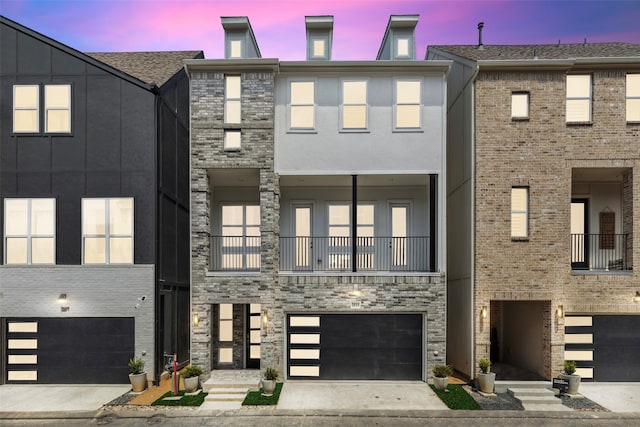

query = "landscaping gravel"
[106,392,136,405]
[464,386,524,410]
[559,394,610,412]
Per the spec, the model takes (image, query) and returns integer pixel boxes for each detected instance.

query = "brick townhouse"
[428,38,640,381]
[186,15,451,381]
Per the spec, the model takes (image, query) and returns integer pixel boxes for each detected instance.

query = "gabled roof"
[87,51,203,86]
[428,43,640,61]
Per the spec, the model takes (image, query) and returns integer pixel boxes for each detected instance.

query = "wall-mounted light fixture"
[480,306,487,319]
[556,305,564,318]
[349,284,362,297]
[57,293,67,303]
[262,310,269,328]
[634,291,640,303]
[192,313,199,327]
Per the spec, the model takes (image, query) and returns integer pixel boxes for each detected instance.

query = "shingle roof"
[87,51,204,86]
[429,43,640,61]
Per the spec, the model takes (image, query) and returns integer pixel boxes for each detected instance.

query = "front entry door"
[246,304,261,369]
[571,199,589,269]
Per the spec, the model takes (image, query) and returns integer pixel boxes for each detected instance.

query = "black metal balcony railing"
[210,236,261,272]
[280,236,432,272]
[571,233,631,271]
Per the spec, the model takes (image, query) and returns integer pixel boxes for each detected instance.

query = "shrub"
[264,367,279,381]
[479,358,491,374]
[563,360,577,375]
[182,364,203,378]
[432,364,453,378]
[128,357,145,374]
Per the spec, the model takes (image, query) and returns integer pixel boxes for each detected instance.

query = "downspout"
[184,63,194,370]
[151,84,162,386]
[468,64,479,379]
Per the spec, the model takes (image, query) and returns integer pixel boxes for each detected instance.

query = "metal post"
[352,175,357,272]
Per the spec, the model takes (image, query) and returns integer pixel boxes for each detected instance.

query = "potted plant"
[128,357,147,392]
[432,364,453,391]
[476,358,496,393]
[261,367,279,396]
[182,365,203,393]
[560,360,581,395]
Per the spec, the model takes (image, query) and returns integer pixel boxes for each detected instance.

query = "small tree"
[128,357,145,374]
[183,365,203,378]
[432,364,453,378]
[264,367,279,381]
[563,360,577,375]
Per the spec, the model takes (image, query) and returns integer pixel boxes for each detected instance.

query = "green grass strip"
[430,384,481,410]
[242,382,283,406]
[151,390,208,406]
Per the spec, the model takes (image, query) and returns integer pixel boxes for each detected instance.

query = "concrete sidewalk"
[0,384,130,412]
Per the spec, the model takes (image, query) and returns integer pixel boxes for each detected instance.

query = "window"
[627,74,640,122]
[311,38,326,58]
[82,198,133,264]
[225,75,241,124]
[221,205,260,270]
[328,203,374,269]
[224,130,241,150]
[342,80,367,130]
[511,92,529,119]
[511,187,528,238]
[13,84,71,134]
[218,304,233,363]
[395,80,421,129]
[396,37,410,58]
[44,85,71,132]
[13,85,39,133]
[229,39,242,58]
[4,198,55,264]
[566,75,591,123]
[290,81,315,129]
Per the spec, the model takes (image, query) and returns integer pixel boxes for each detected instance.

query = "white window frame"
[13,85,39,133]
[309,35,328,59]
[511,187,529,239]
[82,197,134,264]
[566,75,592,123]
[626,73,640,122]
[224,75,241,124]
[289,80,316,131]
[220,204,261,270]
[4,198,56,265]
[394,79,422,130]
[44,84,71,133]
[340,79,368,131]
[224,130,241,151]
[511,92,530,119]
[227,36,243,59]
[395,36,411,59]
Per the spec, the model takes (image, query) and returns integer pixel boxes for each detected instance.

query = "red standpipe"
[173,353,178,395]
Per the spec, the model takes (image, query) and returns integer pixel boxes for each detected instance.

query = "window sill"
[627,121,640,125]
[511,237,529,242]
[566,121,592,126]
[392,128,424,133]
[339,129,370,134]
[223,123,242,129]
[571,269,633,276]
[511,117,529,122]
[223,148,241,152]
[287,129,317,134]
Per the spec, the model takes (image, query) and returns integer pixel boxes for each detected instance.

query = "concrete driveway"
[579,383,640,412]
[0,384,130,412]
[277,381,448,410]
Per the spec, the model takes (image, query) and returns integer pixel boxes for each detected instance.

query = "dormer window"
[229,39,242,58]
[305,16,333,60]
[312,39,325,58]
[396,37,410,58]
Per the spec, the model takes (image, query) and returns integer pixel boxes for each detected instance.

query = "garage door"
[565,315,640,381]
[6,318,134,384]
[287,313,423,380]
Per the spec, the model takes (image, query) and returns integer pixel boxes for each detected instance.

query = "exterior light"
[557,305,564,318]
[480,306,487,319]
[192,313,199,327]
[57,293,67,303]
[634,291,640,303]
[349,284,362,297]
[262,310,269,328]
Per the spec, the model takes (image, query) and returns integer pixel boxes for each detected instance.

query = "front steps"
[502,381,572,411]
[199,370,261,410]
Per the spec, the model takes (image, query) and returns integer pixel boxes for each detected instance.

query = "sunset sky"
[2,0,640,59]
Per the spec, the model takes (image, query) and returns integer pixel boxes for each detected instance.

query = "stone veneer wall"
[473,70,640,378]
[190,69,448,379]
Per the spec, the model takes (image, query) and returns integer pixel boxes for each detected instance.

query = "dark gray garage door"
[287,313,423,380]
[565,315,640,382]
[6,318,134,384]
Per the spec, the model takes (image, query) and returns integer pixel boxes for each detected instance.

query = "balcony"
[210,236,260,272]
[280,236,433,273]
[571,233,632,271]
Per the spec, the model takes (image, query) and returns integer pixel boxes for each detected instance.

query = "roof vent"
[477,22,484,50]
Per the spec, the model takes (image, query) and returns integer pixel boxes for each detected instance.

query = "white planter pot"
[262,379,277,396]
[184,376,199,393]
[433,376,448,391]
[129,372,147,392]
[560,373,581,395]
[477,372,496,393]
